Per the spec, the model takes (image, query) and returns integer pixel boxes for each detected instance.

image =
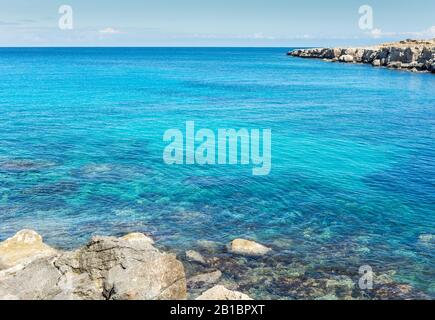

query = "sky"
[0,0,434,47]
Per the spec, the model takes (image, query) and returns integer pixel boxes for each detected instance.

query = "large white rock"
[339,55,354,63]
[196,285,252,300]
[228,239,271,256]
[0,229,58,270]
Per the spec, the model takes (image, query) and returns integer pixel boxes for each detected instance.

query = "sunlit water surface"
[0,48,434,298]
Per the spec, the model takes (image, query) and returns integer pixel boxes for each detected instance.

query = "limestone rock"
[196,240,223,253]
[0,230,58,271]
[0,257,62,300]
[196,285,252,300]
[339,55,354,63]
[228,239,271,256]
[388,61,402,69]
[0,231,187,300]
[62,235,187,300]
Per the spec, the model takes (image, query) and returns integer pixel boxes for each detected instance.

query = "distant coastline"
[288,39,435,73]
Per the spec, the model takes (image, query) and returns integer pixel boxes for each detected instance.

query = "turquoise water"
[0,48,434,298]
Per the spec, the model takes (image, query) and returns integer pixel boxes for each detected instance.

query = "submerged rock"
[196,240,223,253]
[0,230,187,300]
[325,275,355,296]
[196,285,252,300]
[187,270,222,289]
[0,159,55,172]
[228,239,271,257]
[22,181,80,196]
[419,234,435,244]
[186,250,207,265]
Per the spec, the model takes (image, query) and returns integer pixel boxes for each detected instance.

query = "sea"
[0,47,434,298]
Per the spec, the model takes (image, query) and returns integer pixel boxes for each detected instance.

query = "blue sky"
[0,0,434,46]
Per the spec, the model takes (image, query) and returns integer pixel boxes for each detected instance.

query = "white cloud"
[368,28,396,39]
[403,26,435,38]
[98,27,122,35]
[370,28,383,39]
[367,26,435,40]
[252,32,276,40]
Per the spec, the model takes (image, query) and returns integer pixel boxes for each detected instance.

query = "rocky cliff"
[0,230,187,300]
[288,39,435,73]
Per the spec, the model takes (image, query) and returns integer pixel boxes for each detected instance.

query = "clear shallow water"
[0,48,434,298]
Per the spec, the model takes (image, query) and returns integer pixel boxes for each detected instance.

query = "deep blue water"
[0,48,434,298]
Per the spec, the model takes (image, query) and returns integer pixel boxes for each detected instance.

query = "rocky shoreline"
[0,229,431,300]
[288,39,435,73]
[0,230,257,300]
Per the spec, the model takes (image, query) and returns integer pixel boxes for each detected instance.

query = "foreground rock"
[0,230,57,270]
[0,230,186,300]
[288,39,435,73]
[228,239,271,257]
[196,285,253,300]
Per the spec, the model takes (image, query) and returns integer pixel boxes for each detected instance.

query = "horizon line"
[0,45,312,49]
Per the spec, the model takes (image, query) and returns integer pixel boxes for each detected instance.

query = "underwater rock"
[197,240,224,253]
[186,250,207,265]
[374,270,396,285]
[373,283,425,300]
[187,270,222,289]
[183,176,241,188]
[22,181,80,196]
[0,159,55,172]
[82,163,112,174]
[74,164,113,179]
[196,285,252,300]
[325,275,355,295]
[228,239,272,257]
[419,234,435,244]
[73,163,143,182]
